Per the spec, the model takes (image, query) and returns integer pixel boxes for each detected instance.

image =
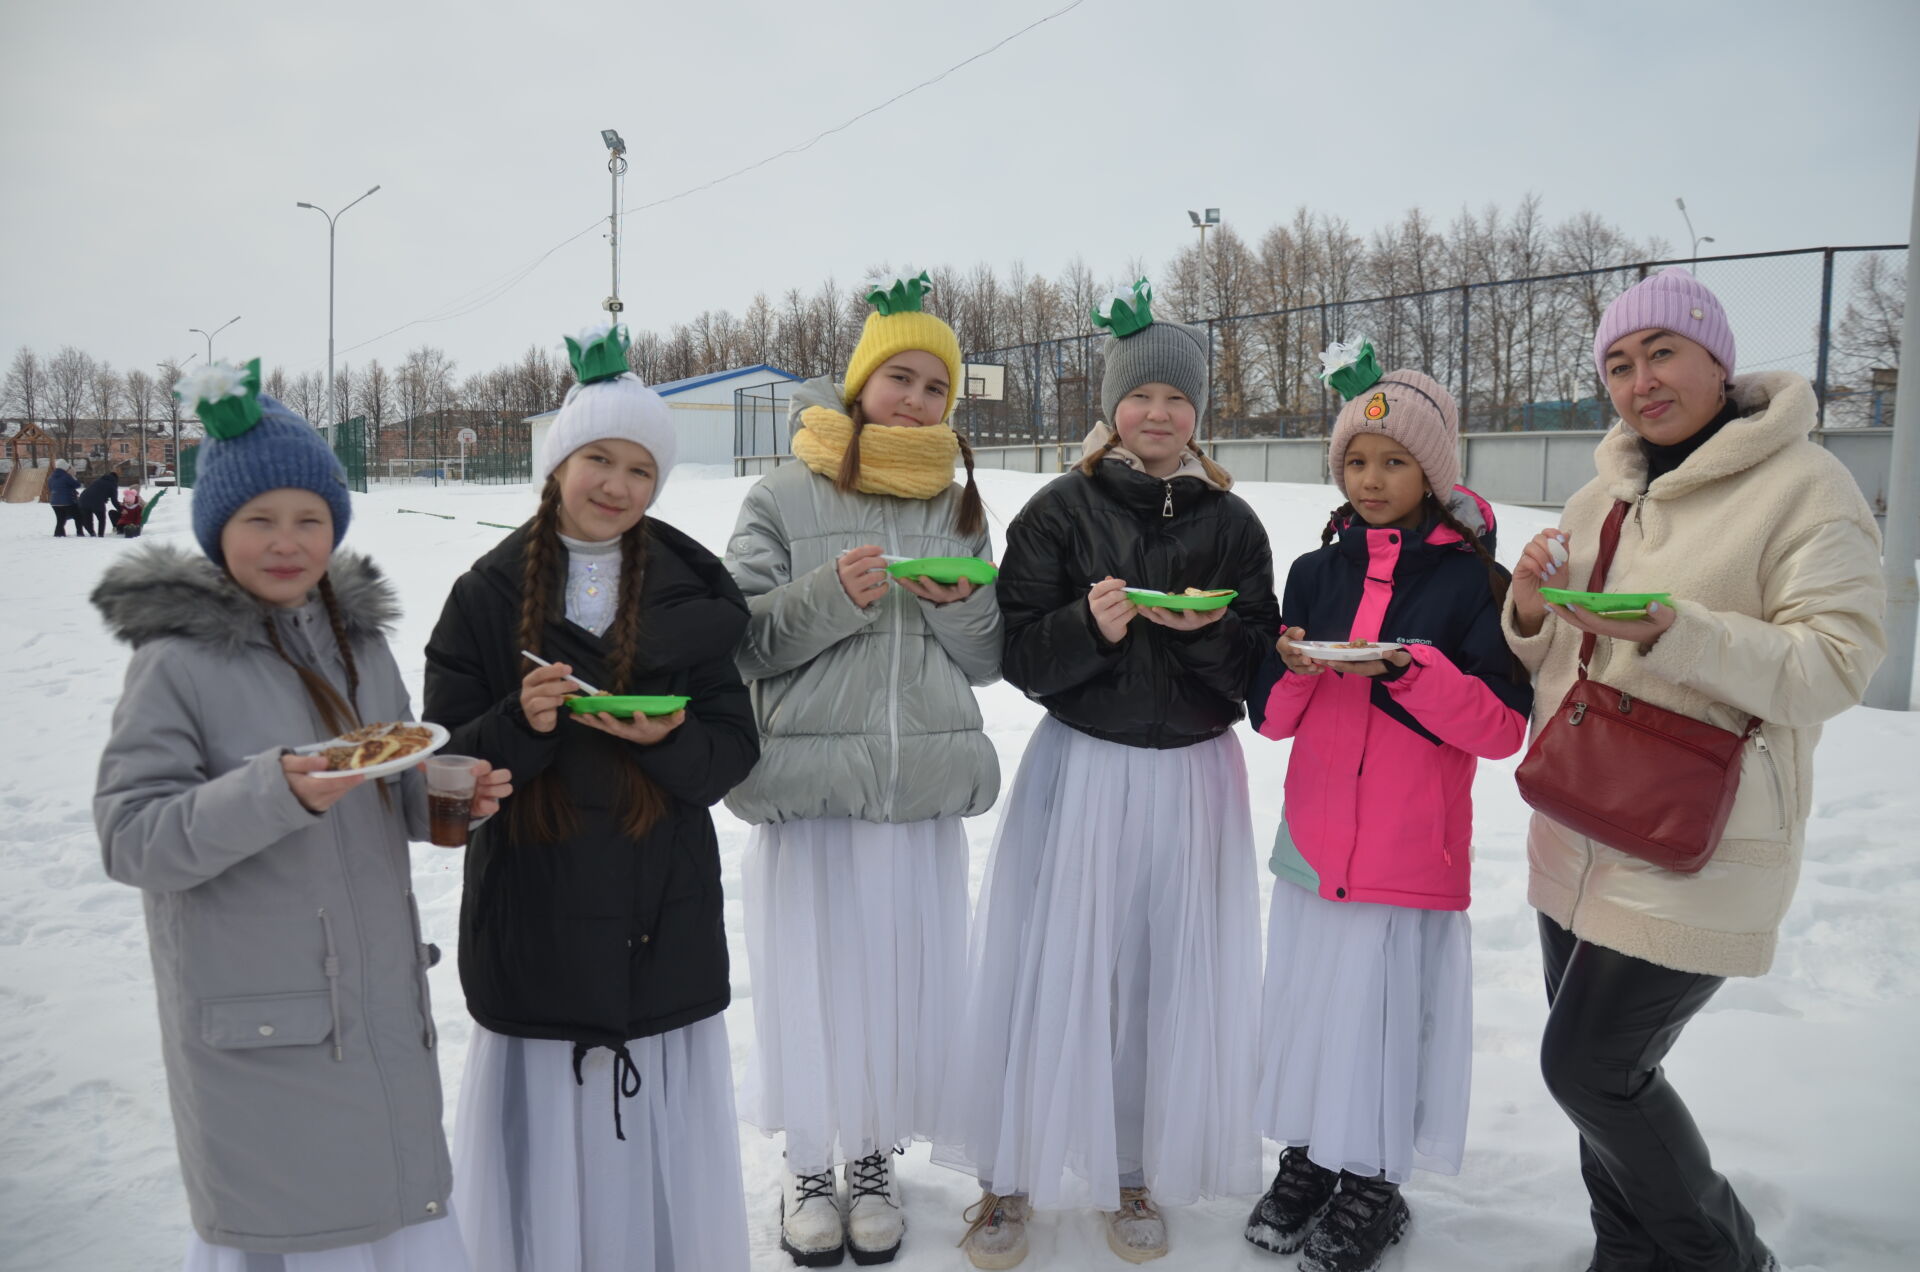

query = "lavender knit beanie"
[1593,267,1736,382]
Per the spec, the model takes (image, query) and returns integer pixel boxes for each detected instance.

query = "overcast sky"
[4,0,1916,385]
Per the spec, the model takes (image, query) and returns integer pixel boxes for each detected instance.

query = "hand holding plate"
[282,752,364,812]
[574,708,687,745]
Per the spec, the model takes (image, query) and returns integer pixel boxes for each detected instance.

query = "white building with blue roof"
[527,363,802,473]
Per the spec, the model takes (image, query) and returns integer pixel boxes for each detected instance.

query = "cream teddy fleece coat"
[1503,372,1885,977]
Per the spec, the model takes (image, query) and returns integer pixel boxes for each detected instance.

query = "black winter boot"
[1243,1147,1339,1254]
[1298,1172,1409,1272]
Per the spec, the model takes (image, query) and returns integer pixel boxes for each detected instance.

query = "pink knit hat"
[1592,267,1736,382]
[1327,368,1460,499]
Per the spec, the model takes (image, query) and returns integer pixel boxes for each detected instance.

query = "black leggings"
[53,505,90,536]
[1539,914,1766,1272]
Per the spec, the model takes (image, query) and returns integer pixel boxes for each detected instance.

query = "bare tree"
[155,359,187,474]
[1831,253,1904,426]
[4,347,45,425]
[124,369,155,480]
[356,358,393,457]
[47,346,94,461]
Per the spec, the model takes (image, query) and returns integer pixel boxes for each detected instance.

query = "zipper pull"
[1753,734,1769,753]
[1634,493,1647,526]
[1161,481,1173,518]
[1569,702,1587,725]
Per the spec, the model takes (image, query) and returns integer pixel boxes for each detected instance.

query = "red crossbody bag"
[1513,500,1761,873]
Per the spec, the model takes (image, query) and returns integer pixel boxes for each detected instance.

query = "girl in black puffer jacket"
[937,282,1278,1268]
[424,327,759,1271]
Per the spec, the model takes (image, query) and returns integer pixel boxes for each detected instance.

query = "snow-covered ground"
[2,467,1916,1272]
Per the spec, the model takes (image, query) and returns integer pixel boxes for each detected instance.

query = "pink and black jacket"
[1249,489,1531,912]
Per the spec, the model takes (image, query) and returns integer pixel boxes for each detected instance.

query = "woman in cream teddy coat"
[1505,268,1884,1272]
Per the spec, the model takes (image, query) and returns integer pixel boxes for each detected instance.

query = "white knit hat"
[534,374,677,502]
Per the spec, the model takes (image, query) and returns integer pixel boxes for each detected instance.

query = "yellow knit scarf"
[791,406,959,500]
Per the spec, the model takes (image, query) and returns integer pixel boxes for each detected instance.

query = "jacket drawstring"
[318,908,344,1062]
[571,1041,644,1141]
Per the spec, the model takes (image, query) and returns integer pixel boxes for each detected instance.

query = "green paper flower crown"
[1092,279,1154,338]
[862,271,932,316]
[1318,337,1384,401]
[565,324,632,385]
[175,358,264,439]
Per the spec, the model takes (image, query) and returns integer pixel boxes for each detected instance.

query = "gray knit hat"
[1094,280,1210,425]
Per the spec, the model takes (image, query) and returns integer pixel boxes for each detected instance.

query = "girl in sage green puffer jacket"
[724,273,1000,1267]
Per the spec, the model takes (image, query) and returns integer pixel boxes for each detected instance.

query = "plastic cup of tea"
[425,755,479,848]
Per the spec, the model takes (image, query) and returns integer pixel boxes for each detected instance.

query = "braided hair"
[511,475,669,843]
[835,399,986,539]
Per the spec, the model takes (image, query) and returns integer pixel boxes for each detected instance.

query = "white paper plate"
[1295,641,1404,663]
[291,721,450,780]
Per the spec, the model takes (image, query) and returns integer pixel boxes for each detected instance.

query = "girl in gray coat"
[92,365,508,1269]
[725,274,1002,1267]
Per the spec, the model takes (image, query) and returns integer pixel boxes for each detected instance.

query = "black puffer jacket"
[423,517,759,1050]
[999,456,1279,748]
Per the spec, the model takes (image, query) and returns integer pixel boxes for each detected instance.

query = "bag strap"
[1573,499,1765,740]
[1574,500,1631,679]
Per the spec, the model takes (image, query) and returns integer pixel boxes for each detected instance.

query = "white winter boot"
[843,1149,905,1264]
[1105,1186,1168,1263]
[780,1161,845,1267]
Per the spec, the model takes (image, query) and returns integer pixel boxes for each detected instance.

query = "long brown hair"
[261,574,362,736]
[1319,492,1509,608]
[1076,431,1234,490]
[511,475,670,843]
[834,397,987,539]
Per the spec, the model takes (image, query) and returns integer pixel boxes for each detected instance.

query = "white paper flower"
[1098,288,1136,320]
[1317,336,1370,379]
[174,362,249,411]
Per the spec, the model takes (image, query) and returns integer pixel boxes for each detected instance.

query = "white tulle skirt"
[183,1217,470,1272]
[450,1019,749,1272]
[934,717,1262,1211]
[1255,879,1474,1183]
[740,816,969,1174]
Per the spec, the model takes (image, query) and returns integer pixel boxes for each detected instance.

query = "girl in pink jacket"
[1242,344,1532,1272]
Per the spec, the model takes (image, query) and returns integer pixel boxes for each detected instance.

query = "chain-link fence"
[364,410,531,486]
[952,245,1906,446]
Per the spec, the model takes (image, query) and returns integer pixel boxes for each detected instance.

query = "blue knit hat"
[179,361,352,564]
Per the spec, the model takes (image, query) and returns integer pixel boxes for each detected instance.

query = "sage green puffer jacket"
[723,381,1002,824]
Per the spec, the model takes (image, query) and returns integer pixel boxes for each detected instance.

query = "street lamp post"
[188,316,241,366]
[1674,197,1715,268]
[1186,208,1220,317]
[601,131,627,324]
[297,185,382,431]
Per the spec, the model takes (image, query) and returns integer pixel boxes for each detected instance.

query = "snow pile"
[1,468,1915,1271]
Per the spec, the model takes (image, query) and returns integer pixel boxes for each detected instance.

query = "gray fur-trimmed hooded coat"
[92,545,454,1254]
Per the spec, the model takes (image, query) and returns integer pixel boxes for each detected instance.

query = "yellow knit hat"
[842,272,964,423]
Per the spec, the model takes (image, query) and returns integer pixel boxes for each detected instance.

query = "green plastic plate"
[885,556,999,586]
[566,695,691,719]
[1124,588,1239,612]
[1539,587,1671,619]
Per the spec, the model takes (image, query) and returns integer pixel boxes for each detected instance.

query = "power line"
[326,0,1088,365]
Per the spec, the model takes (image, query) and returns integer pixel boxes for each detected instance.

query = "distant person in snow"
[47,457,86,536]
[77,468,120,536]
[1505,268,1886,1272]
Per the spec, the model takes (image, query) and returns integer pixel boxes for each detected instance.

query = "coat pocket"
[200,990,335,1050]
